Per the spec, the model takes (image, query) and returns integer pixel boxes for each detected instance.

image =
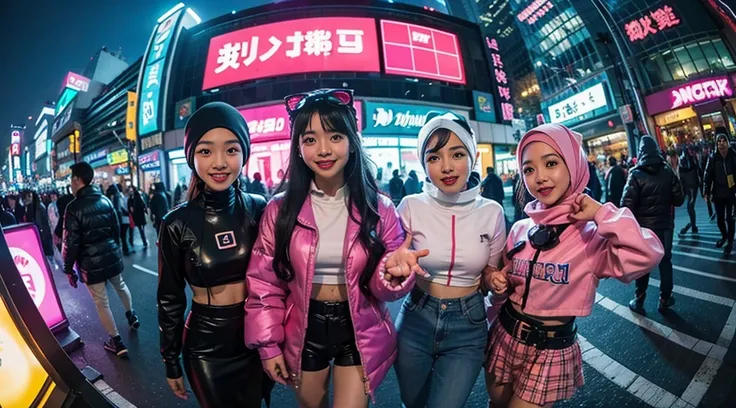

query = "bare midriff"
[416,278,479,299]
[191,281,246,305]
[511,302,574,326]
[311,283,349,302]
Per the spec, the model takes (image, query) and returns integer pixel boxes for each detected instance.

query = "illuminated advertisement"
[62,71,91,93]
[486,37,514,121]
[202,17,380,90]
[34,121,49,160]
[239,101,363,142]
[107,149,129,166]
[126,91,137,142]
[517,0,554,25]
[380,20,465,85]
[4,225,67,329]
[473,91,496,123]
[548,83,608,124]
[0,297,58,407]
[174,97,196,129]
[55,88,78,117]
[624,5,681,43]
[139,150,162,171]
[10,143,20,156]
[644,75,733,115]
[363,101,449,136]
[137,6,186,137]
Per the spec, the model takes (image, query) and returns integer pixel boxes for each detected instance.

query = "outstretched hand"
[383,234,430,287]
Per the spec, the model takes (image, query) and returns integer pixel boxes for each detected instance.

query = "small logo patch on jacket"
[215,231,237,250]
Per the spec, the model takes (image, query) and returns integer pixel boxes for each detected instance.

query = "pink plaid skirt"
[485,322,584,406]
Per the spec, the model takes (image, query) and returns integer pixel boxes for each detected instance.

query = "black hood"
[637,136,664,167]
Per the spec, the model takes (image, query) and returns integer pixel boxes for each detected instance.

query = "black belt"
[309,299,350,317]
[497,302,577,350]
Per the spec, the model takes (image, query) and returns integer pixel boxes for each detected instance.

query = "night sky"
[0,0,270,153]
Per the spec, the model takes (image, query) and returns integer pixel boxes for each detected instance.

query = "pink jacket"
[490,203,664,318]
[244,192,411,398]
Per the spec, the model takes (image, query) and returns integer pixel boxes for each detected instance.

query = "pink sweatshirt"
[492,203,664,318]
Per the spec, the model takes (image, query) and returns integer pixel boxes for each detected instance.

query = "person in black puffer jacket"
[621,136,684,313]
[678,146,703,235]
[605,156,626,205]
[703,132,736,254]
[62,162,140,357]
[149,182,170,234]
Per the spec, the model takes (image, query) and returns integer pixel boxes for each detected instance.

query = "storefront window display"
[493,145,518,186]
[138,150,166,196]
[585,131,629,162]
[655,106,703,148]
[167,149,191,194]
[245,140,290,192]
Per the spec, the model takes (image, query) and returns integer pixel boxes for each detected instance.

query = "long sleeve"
[671,170,685,207]
[157,218,187,379]
[369,195,412,302]
[244,200,289,360]
[619,172,639,211]
[703,156,714,196]
[586,203,664,283]
[487,209,506,268]
[61,209,81,276]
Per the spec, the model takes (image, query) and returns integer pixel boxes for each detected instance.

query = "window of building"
[713,39,735,68]
[673,46,697,78]
[686,43,709,73]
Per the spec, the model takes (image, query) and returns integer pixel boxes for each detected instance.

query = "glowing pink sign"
[516,0,554,25]
[239,101,363,142]
[380,20,465,84]
[625,5,681,42]
[62,72,91,92]
[644,76,733,115]
[202,18,380,90]
[4,224,66,329]
[486,37,514,121]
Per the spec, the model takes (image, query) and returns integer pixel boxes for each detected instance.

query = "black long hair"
[272,102,385,299]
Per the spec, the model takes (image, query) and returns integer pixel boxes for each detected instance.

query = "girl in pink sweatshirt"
[484,123,664,408]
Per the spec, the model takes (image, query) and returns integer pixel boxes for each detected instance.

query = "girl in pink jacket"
[244,89,411,407]
[484,124,664,408]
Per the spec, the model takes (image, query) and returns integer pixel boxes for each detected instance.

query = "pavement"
[51,198,736,407]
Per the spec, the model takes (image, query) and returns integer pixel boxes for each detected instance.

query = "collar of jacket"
[76,184,101,198]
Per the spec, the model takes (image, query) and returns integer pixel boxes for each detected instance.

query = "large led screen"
[380,20,465,84]
[202,17,380,90]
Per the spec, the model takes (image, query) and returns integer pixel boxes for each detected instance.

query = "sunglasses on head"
[284,88,354,117]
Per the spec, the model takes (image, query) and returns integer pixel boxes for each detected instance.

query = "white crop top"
[310,182,349,285]
[398,191,506,287]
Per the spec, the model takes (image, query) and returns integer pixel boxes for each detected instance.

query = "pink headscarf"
[516,123,590,225]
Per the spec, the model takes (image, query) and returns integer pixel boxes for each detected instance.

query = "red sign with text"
[381,20,465,84]
[624,5,681,42]
[202,18,380,90]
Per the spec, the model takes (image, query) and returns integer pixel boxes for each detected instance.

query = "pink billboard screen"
[380,20,465,84]
[239,101,363,142]
[202,18,380,90]
[4,224,66,330]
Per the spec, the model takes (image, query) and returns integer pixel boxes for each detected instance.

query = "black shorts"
[301,299,362,371]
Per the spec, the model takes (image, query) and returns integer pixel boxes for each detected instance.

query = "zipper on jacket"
[446,215,457,286]
[293,231,317,389]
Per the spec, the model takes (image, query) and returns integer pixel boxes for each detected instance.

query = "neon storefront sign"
[380,20,465,84]
[516,0,554,25]
[548,83,608,124]
[624,5,681,43]
[62,71,91,93]
[644,76,733,115]
[203,17,380,90]
[486,37,514,121]
[4,225,66,330]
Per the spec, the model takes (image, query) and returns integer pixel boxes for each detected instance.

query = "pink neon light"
[625,5,681,42]
[644,76,733,115]
[516,0,554,25]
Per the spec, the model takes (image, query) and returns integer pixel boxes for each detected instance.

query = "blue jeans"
[394,287,488,408]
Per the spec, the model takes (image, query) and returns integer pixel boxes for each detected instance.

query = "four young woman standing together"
[158,89,665,407]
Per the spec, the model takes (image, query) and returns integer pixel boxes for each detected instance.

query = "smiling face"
[521,141,571,206]
[193,127,244,192]
[299,111,350,189]
[424,130,474,195]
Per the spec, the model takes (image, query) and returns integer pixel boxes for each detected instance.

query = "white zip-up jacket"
[398,187,507,287]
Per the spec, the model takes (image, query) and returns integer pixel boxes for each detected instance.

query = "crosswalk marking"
[674,243,729,256]
[671,250,736,264]
[648,278,735,307]
[673,265,736,283]
[132,264,157,277]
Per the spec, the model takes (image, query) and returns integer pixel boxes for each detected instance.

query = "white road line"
[649,278,735,307]
[677,236,720,244]
[132,264,157,277]
[578,335,692,408]
[673,265,736,283]
[679,232,725,237]
[594,294,723,361]
[672,250,736,264]
[674,243,730,256]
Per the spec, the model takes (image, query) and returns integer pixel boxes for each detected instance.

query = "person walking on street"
[703,132,736,254]
[249,172,268,197]
[150,182,170,234]
[401,170,423,197]
[678,146,703,235]
[621,136,684,313]
[54,188,75,250]
[605,156,626,205]
[106,185,131,256]
[389,169,404,206]
[481,166,505,206]
[0,198,16,227]
[22,190,55,258]
[587,161,603,201]
[62,162,140,357]
[128,188,149,247]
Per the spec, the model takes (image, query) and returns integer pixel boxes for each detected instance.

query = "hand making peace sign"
[383,234,430,287]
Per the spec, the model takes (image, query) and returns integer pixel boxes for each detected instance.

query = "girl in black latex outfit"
[157,101,273,407]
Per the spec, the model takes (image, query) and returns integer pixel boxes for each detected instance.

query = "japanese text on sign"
[624,5,681,42]
[547,83,608,124]
[203,18,379,90]
[516,0,554,25]
[486,37,514,121]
